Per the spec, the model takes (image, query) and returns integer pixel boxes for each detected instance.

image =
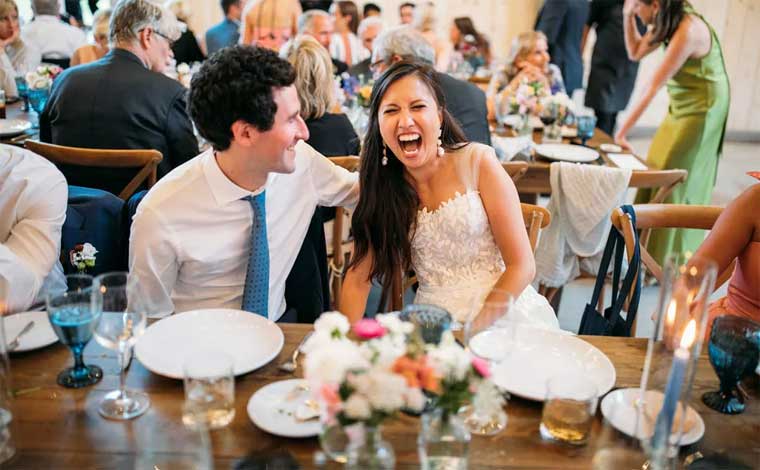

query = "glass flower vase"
[345,424,395,470]
[516,113,533,136]
[418,409,471,470]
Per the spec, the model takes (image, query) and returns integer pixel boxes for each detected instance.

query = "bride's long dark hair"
[348,61,467,295]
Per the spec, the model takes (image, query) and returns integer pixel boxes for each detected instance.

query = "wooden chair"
[25,141,162,200]
[503,161,528,182]
[327,156,360,310]
[382,202,552,312]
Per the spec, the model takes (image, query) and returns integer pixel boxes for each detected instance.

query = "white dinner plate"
[489,327,616,401]
[4,311,58,352]
[0,119,31,138]
[535,143,600,163]
[135,308,283,379]
[247,379,321,438]
[503,114,544,129]
[601,388,705,446]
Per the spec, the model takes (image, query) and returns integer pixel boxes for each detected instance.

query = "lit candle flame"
[666,299,677,326]
[680,319,697,349]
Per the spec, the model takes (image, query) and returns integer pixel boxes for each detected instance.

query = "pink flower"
[353,319,386,339]
[471,356,491,378]
[320,383,342,420]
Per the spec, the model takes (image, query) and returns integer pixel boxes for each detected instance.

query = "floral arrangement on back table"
[26,65,63,90]
[303,312,498,428]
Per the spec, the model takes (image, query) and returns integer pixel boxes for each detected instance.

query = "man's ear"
[391,54,403,64]
[138,27,152,50]
[230,120,259,147]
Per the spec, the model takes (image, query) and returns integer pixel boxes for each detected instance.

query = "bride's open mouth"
[398,133,422,158]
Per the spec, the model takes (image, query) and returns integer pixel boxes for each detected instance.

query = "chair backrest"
[25,140,163,200]
[521,202,551,253]
[503,161,528,182]
[327,156,360,310]
[627,169,688,204]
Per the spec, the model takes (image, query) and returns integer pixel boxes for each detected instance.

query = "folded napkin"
[536,162,632,287]
[608,153,648,170]
[491,135,534,162]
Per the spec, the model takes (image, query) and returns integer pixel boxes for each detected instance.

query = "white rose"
[405,388,426,412]
[80,243,98,260]
[313,312,350,337]
[375,314,414,337]
[31,77,51,90]
[344,394,371,420]
[304,340,368,384]
[177,62,190,75]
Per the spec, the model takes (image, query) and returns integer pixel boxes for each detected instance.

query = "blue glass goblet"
[46,274,103,388]
[702,315,760,414]
[576,114,597,147]
[400,304,452,345]
[27,87,49,128]
[13,76,28,111]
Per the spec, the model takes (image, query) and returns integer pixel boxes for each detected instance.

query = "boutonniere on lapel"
[70,243,98,274]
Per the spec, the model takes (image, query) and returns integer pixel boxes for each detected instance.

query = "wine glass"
[45,274,103,388]
[92,272,150,420]
[701,315,760,414]
[27,87,49,129]
[576,114,597,146]
[13,76,28,111]
[461,291,513,435]
[539,104,561,143]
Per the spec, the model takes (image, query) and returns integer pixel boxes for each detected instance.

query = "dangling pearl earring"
[437,128,444,157]
[382,144,388,166]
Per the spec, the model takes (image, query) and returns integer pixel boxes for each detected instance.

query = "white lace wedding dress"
[411,143,559,330]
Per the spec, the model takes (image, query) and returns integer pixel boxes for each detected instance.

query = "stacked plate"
[0,119,31,138]
[534,143,600,163]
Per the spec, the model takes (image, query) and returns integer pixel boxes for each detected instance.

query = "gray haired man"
[371,26,491,146]
[297,9,347,75]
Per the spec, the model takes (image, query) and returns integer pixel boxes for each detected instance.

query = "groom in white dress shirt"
[128,45,359,321]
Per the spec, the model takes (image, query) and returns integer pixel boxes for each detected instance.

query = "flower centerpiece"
[504,80,548,136]
[25,64,63,90]
[69,243,97,274]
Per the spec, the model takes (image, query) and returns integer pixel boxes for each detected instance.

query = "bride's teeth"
[399,134,420,142]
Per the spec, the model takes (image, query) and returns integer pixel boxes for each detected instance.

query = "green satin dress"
[635,7,730,266]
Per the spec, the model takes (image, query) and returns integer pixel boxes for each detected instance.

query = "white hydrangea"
[405,387,426,412]
[343,394,371,420]
[304,339,368,384]
[351,369,408,413]
[375,313,414,338]
[359,335,406,368]
[314,312,351,337]
[426,331,471,382]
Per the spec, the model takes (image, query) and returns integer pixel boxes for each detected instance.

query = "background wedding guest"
[450,16,491,70]
[205,0,242,55]
[298,9,347,75]
[617,0,730,266]
[412,2,451,71]
[398,2,415,25]
[0,0,40,98]
[582,0,640,135]
[329,1,365,67]
[129,46,359,320]
[165,0,204,63]
[371,26,490,146]
[70,8,111,66]
[488,31,565,99]
[40,0,197,196]
[242,0,301,52]
[535,0,589,94]
[363,2,381,18]
[348,15,383,78]
[22,0,86,68]
[0,145,66,314]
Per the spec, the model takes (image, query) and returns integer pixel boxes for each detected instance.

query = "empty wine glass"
[702,315,760,414]
[46,274,103,388]
[92,272,150,420]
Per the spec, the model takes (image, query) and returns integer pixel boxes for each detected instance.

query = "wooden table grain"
[6,324,759,469]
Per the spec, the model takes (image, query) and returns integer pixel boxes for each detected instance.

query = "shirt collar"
[201,149,268,206]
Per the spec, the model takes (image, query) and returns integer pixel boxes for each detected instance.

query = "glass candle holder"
[639,255,717,469]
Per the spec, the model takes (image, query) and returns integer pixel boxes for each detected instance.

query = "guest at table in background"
[487,31,565,100]
[412,2,451,72]
[22,0,86,69]
[329,1,366,67]
[70,8,111,67]
[399,2,415,26]
[242,0,301,52]
[450,16,491,70]
[348,16,383,78]
[535,0,589,94]
[616,0,730,266]
[582,0,640,135]
[692,174,760,334]
[205,0,242,56]
[0,145,66,314]
[371,26,490,146]
[363,2,381,19]
[298,9,347,75]
[129,46,359,321]
[40,0,198,196]
[0,0,41,98]
[165,0,204,64]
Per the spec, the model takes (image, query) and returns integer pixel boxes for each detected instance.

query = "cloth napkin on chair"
[536,162,632,287]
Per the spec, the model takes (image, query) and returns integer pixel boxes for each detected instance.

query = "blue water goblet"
[27,87,49,128]
[702,315,760,414]
[576,114,597,147]
[45,274,103,388]
[13,76,28,111]
[401,304,452,345]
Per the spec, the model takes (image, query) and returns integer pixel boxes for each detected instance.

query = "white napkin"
[491,135,534,161]
[608,153,648,170]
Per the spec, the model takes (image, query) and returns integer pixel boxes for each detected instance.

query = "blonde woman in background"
[488,31,565,99]
[242,0,302,52]
[412,2,451,72]
[71,8,111,66]
[0,0,40,97]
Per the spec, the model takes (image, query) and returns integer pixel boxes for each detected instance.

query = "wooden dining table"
[6,323,759,469]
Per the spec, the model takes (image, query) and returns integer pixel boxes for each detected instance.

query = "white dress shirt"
[129,141,359,320]
[21,15,86,59]
[329,32,368,66]
[0,145,67,313]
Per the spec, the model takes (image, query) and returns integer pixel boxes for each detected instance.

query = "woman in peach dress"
[693,173,760,333]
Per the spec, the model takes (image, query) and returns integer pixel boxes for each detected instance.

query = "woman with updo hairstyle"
[71,8,112,66]
[0,0,40,97]
[616,0,730,266]
[450,17,491,70]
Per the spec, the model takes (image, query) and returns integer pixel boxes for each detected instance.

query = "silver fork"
[7,321,35,351]
[278,331,313,373]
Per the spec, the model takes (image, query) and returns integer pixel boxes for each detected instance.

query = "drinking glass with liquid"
[540,374,598,445]
[182,351,235,430]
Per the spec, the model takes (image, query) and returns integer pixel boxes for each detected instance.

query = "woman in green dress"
[615,0,730,266]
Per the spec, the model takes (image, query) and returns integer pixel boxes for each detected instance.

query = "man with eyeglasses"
[40,0,198,197]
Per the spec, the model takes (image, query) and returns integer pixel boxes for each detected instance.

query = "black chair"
[42,57,71,70]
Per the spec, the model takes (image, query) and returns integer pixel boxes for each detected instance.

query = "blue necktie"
[241,192,269,317]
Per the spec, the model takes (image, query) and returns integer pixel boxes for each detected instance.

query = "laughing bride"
[339,61,558,331]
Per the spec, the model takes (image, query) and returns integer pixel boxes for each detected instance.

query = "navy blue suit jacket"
[536,0,590,94]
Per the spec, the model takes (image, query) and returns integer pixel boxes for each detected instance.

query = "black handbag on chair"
[578,205,641,337]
